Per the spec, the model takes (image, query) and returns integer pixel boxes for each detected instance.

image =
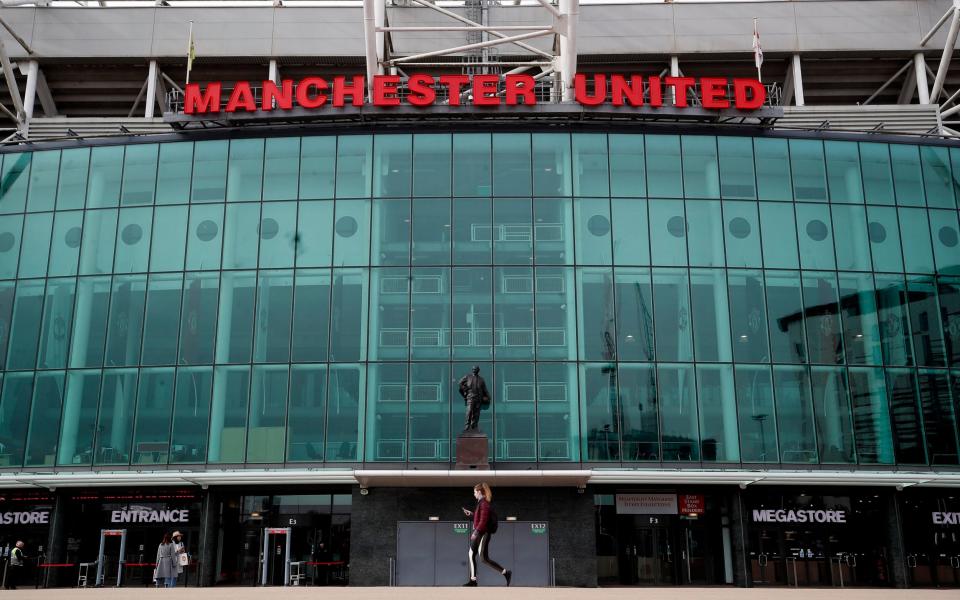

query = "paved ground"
[0,588,958,599]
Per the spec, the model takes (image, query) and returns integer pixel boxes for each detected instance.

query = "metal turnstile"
[260,527,292,586]
[95,529,127,587]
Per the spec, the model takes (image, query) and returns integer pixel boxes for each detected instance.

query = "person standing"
[171,531,186,586]
[154,533,178,588]
[461,483,511,587]
[4,541,25,590]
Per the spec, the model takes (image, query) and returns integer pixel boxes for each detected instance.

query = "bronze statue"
[458,366,490,432]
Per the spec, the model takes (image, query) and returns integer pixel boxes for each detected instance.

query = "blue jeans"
[165,576,177,588]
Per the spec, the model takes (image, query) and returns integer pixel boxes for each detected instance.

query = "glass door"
[620,526,674,585]
[749,527,785,585]
[680,524,709,584]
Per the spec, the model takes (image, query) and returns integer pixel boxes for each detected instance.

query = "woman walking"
[461,482,511,587]
[154,532,178,588]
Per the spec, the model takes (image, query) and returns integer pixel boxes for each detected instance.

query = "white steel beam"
[897,59,917,104]
[408,0,552,59]
[930,7,960,102]
[374,0,385,71]
[21,59,36,135]
[913,52,930,104]
[558,0,578,101]
[389,29,553,65]
[921,6,955,47]
[268,59,278,83]
[362,0,380,99]
[863,59,911,105]
[791,54,805,107]
[782,57,795,105]
[380,26,553,32]
[35,68,56,116]
[145,59,158,118]
[532,0,562,20]
[0,36,23,129]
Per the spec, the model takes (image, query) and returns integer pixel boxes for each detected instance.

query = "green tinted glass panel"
[336,135,373,198]
[537,362,579,461]
[409,362,450,462]
[120,143,158,205]
[649,199,686,266]
[577,267,614,360]
[411,198,449,266]
[790,139,827,202]
[735,365,777,463]
[890,144,925,206]
[79,209,117,275]
[191,140,228,203]
[653,268,692,362]
[492,133,531,197]
[609,134,645,197]
[131,367,175,465]
[681,136,720,199]
[0,373,33,466]
[179,272,218,365]
[170,366,212,463]
[921,145,956,208]
[825,140,863,203]
[375,198,411,266]
[69,276,110,368]
[259,201,297,268]
[690,268,731,361]
[572,134,609,197]
[24,371,64,467]
[226,138,264,202]
[326,364,363,461]
[848,367,894,464]
[253,270,293,363]
[686,200,724,267]
[765,270,806,363]
[796,203,835,270]
[104,274,146,367]
[7,279,44,370]
[333,198,370,266]
[494,266,533,360]
[155,142,193,204]
[223,203,260,269]
[452,266,491,361]
[0,214,21,278]
[247,365,288,463]
[141,273,183,365]
[373,134,412,198]
[898,208,935,273]
[36,278,75,369]
[329,269,368,362]
[453,197,491,264]
[697,364,739,462]
[287,364,327,462]
[658,363,699,461]
[802,271,843,364]
[263,137,300,201]
[533,134,571,196]
[758,202,799,269]
[413,134,451,197]
[718,136,756,200]
[865,205,903,272]
[453,134,491,197]
[574,197,611,265]
[619,363,658,460]
[831,204,871,271]
[0,153,31,214]
[646,135,682,198]
[113,207,152,273]
[94,369,138,465]
[296,200,333,267]
[886,368,926,464]
[150,205,188,272]
[185,203,223,270]
[611,198,649,265]
[774,365,818,463]
[838,273,882,365]
[214,271,256,363]
[728,270,769,362]
[292,270,332,362]
[860,142,895,205]
[27,150,59,212]
[57,370,101,466]
[365,362,407,461]
[755,138,792,201]
[300,136,336,199]
[48,210,82,277]
[723,201,761,268]
[86,146,123,208]
[929,208,960,272]
[18,212,51,278]
[57,148,90,210]
[580,363,619,461]
[208,365,250,463]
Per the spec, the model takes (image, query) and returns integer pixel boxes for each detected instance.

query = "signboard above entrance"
[183,73,767,115]
[616,493,678,515]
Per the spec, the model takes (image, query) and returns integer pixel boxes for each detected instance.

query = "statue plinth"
[455,432,490,470]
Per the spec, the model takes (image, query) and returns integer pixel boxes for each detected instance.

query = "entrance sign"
[110,507,190,524]
[932,511,960,525]
[616,493,678,515]
[184,73,767,115]
[0,510,50,525]
[752,509,847,524]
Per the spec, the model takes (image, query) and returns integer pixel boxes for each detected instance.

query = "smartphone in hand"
[461,507,472,516]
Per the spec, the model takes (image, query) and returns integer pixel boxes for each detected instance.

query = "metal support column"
[362,0,382,100]
[930,5,960,102]
[670,55,680,103]
[0,35,23,130]
[145,60,158,118]
[915,53,931,104]
[558,0,578,102]
[791,54,805,107]
[22,59,37,135]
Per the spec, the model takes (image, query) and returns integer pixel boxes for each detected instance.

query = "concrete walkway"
[0,588,958,599]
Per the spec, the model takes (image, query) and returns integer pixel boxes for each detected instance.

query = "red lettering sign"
[678,494,705,515]
[182,74,767,115]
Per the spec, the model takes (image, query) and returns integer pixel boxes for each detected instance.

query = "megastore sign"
[0,510,50,525]
[752,509,848,524]
[184,73,767,114]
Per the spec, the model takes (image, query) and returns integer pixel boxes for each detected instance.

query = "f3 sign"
[184,73,767,114]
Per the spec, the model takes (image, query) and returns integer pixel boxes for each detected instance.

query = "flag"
[752,18,763,76]
[186,21,196,84]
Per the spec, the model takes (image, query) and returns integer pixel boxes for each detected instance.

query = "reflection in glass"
[580,363,619,461]
[728,270,770,363]
[618,363,659,461]
[653,268,693,362]
[735,365,777,463]
[658,363,699,461]
[774,365,818,463]
[848,367,894,464]
[810,366,855,464]
[697,364,739,462]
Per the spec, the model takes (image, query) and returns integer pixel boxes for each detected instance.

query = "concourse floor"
[0,588,958,599]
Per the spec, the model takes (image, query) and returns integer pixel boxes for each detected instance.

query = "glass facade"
[0,132,959,468]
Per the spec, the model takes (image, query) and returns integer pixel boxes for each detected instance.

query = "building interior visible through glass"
[0,132,958,468]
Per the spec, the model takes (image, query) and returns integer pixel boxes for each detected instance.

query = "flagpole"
[754,17,762,83]
[186,20,194,85]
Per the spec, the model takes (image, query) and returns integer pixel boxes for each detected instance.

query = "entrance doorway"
[261,527,291,586]
[617,522,711,585]
[94,529,127,587]
[902,494,960,587]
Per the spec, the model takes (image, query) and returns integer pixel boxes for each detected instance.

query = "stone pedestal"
[455,433,490,470]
